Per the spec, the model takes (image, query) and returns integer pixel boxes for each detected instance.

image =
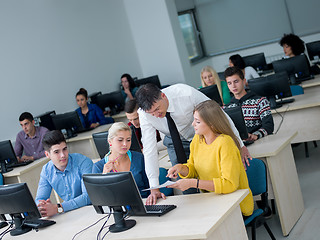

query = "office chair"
[0,173,3,185]
[159,167,173,196]
[290,85,318,157]
[245,158,276,240]
[92,131,109,159]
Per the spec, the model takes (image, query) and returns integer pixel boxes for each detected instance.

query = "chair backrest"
[92,131,109,159]
[0,173,4,185]
[245,158,267,196]
[290,85,304,96]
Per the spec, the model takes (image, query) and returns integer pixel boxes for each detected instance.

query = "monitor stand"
[10,216,32,236]
[109,207,136,233]
[0,160,13,173]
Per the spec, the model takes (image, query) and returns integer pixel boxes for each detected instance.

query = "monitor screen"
[96,91,124,115]
[223,106,248,140]
[135,75,161,88]
[88,91,102,105]
[0,183,42,236]
[306,40,320,62]
[198,85,223,106]
[83,172,146,232]
[248,71,292,109]
[272,55,311,84]
[34,111,56,131]
[217,71,225,81]
[0,140,19,173]
[51,111,85,138]
[243,52,267,71]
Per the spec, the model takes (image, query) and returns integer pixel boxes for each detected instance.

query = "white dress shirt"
[138,83,243,187]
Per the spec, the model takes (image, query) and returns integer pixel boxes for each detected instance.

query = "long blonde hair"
[200,66,224,104]
[194,100,241,150]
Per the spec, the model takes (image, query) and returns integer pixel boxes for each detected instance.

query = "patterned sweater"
[225,92,274,139]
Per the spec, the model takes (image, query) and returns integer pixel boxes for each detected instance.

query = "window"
[178,10,204,62]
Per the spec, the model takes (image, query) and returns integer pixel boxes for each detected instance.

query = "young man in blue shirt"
[35,130,93,217]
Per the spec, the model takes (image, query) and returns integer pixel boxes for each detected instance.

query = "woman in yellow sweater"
[167,100,253,216]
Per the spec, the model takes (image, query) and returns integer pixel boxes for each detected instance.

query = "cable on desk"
[71,214,110,240]
[0,221,13,240]
[274,105,290,134]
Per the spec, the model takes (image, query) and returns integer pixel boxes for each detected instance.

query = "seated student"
[121,73,138,102]
[167,100,254,216]
[14,112,49,162]
[200,66,231,105]
[124,98,161,149]
[229,54,259,81]
[75,88,114,129]
[35,130,93,217]
[92,122,150,198]
[224,67,274,141]
[279,33,305,58]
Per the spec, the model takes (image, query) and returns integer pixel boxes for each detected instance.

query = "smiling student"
[35,130,93,217]
[167,100,253,216]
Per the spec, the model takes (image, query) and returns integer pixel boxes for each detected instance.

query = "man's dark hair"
[279,33,305,56]
[42,130,66,151]
[135,83,162,111]
[229,54,246,70]
[224,66,245,80]
[124,98,138,114]
[121,73,136,90]
[19,112,34,122]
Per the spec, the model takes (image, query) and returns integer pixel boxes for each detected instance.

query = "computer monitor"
[223,106,248,140]
[306,40,320,63]
[83,172,146,232]
[51,111,85,139]
[134,75,161,88]
[198,85,223,106]
[243,53,268,71]
[272,55,312,84]
[34,111,56,131]
[0,183,55,236]
[0,140,19,173]
[96,91,125,116]
[248,71,293,109]
[217,72,225,81]
[88,91,102,105]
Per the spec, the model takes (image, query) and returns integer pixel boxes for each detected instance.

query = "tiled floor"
[247,141,320,240]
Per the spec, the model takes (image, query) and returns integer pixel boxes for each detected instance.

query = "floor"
[247,141,320,240]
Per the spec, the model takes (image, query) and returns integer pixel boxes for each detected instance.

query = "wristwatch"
[57,203,64,214]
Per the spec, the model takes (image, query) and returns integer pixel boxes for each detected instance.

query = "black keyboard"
[145,205,176,215]
[24,219,56,229]
[8,160,33,168]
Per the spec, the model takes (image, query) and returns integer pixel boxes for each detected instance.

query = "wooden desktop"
[4,190,249,240]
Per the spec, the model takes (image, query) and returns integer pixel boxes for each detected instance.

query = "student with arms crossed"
[35,130,93,217]
[135,83,252,204]
[14,112,49,162]
[75,88,114,129]
[167,100,254,217]
[224,67,274,141]
[92,122,150,198]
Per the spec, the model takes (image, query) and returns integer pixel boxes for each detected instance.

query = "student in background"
[121,73,138,102]
[92,122,150,198]
[36,130,92,217]
[14,112,49,162]
[75,88,114,129]
[229,54,259,80]
[200,66,231,105]
[279,33,305,58]
[224,67,274,142]
[124,98,161,150]
[167,100,253,217]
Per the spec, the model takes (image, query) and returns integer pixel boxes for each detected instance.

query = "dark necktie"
[165,112,187,164]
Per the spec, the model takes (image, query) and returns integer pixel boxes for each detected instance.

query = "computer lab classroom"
[1,0,320,239]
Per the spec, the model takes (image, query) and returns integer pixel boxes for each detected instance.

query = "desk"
[111,111,128,123]
[66,124,112,159]
[300,74,320,89]
[247,132,304,236]
[2,157,50,199]
[271,86,320,144]
[6,190,249,240]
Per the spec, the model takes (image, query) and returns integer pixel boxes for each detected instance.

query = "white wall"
[0,0,142,141]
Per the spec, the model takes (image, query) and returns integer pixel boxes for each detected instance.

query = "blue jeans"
[163,135,198,195]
